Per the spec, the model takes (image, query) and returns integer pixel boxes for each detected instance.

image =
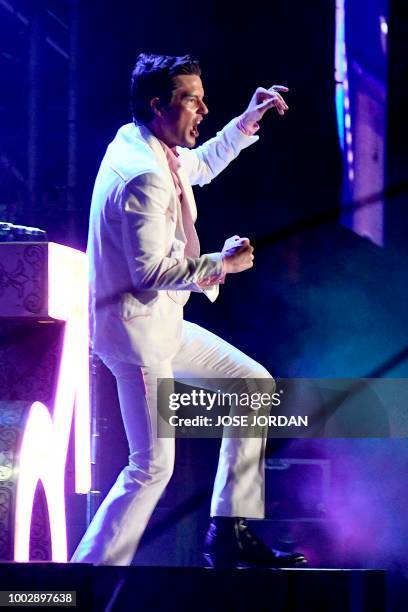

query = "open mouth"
[191,125,199,138]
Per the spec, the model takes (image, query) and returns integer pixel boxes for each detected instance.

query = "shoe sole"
[203,553,308,569]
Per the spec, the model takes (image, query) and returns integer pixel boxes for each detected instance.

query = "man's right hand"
[221,235,254,274]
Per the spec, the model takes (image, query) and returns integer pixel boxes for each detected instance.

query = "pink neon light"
[48,243,91,493]
[14,401,68,562]
[14,244,91,562]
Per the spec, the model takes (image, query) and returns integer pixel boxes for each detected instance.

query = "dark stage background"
[77,0,344,377]
[1,2,408,609]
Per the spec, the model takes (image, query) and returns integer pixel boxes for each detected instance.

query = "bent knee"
[252,364,273,379]
[246,364,276,395]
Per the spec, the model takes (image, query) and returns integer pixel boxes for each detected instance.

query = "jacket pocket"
[120,292,154,321]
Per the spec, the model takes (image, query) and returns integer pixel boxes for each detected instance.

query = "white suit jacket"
[87,118,258,365]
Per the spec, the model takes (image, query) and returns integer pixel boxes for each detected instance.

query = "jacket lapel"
[133,124,200,258]
[138,125,177,197]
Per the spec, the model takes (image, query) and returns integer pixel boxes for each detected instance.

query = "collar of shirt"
[158,140,181,174]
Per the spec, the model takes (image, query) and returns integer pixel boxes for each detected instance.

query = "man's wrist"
[237,115,260,136]
[221,253,230,274]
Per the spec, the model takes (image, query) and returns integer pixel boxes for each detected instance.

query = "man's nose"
[199,100,209,115]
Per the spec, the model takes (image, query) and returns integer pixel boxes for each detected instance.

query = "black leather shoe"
[203,517,307,569]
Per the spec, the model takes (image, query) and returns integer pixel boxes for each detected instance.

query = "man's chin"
[183,134,197,148]
[172,132,197,148]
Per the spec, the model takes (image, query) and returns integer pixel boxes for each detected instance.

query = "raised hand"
[240,85,289,132]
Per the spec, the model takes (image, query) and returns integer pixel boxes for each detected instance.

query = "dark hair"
[130,53,201,124]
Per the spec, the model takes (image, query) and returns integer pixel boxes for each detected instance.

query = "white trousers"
[71,321,274,565]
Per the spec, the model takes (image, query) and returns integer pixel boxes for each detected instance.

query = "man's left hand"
[240,85,289,133]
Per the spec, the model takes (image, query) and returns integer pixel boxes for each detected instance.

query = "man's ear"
[150,97,163,118]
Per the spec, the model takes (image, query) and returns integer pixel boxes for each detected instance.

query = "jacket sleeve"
[121,171,223,291]
[176,117,259,187]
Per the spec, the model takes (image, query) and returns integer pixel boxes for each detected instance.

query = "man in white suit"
[72,54,306,567]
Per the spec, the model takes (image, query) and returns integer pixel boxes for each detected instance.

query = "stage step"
[0,563,385,612]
